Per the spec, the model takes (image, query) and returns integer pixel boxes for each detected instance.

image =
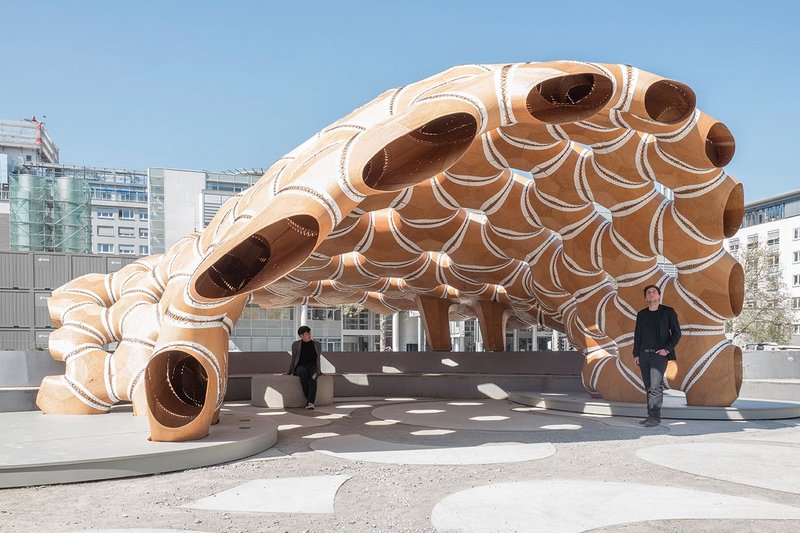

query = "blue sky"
[1,0,796,200]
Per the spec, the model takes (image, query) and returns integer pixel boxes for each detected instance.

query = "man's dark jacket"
[632,304,681,361]
[288,339,322,374]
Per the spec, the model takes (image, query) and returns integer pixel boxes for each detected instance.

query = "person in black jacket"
[633,284,681,427]
[288,326,323,410]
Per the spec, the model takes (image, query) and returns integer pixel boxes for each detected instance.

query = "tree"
[727,243,795,345]
[341,303,364,318]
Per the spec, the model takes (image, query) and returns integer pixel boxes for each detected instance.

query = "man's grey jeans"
[639,352,668,420]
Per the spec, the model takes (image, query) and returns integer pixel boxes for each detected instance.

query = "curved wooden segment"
[39,61,744,441]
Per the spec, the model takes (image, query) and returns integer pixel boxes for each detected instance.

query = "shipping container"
[0,328,34,351]
[0,290,34,328]
[34,292,53,328]
[0,251,33,289]
[33,253,70,289]
[106,257,125,272]
[34,329,54,351]
[70,254,106,278]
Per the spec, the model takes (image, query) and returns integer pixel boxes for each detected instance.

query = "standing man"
[633,285,681,427]
[288,326,322,410]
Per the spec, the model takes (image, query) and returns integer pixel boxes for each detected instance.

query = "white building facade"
[725,188,800,345]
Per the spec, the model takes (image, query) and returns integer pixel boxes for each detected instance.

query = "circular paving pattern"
[430,479,800,532]
[310,434,555,465]
[636,442,800,494]
[370,400,584,431]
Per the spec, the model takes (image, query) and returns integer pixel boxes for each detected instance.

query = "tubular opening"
[723,183,744,238]
[145,350,208,428]
[728,261,744,316]
[705,121,736,167]
[732,344,743,394]
[362,112,477,191]
[526,73,613,123]
[194,215,319,299]
[644,80,696,123]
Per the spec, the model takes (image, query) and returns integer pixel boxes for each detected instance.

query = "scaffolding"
[0,118,59,164]
[9,171,91,253]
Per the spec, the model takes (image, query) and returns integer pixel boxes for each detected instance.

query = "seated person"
[288,326,322,409]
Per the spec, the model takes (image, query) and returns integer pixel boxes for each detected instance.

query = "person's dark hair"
[643,284,661,297]
[297,326,311,336]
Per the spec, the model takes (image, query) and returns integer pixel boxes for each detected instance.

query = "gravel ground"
[1,399,799,533]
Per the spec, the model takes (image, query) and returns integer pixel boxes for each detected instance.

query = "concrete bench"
[251,374,334,408]
[331,372,584,399]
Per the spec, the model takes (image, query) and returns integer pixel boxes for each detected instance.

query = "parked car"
[744,342,800,351]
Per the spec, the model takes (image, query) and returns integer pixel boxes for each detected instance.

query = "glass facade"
[202,172,260,227]
[743,191,800,228]
[9,170,92,253]
[148,168,165,254]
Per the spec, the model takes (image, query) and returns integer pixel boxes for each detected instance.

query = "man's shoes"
[643,418,660,427]
[638,418,650,425]
[306,403,315,410]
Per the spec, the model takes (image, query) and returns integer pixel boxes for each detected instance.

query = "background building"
[0,127,567,352]
[725,188,800,345]
[88,165,149,256]
[1,118,60,252]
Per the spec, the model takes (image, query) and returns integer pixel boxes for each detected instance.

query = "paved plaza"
[2,397,800,532]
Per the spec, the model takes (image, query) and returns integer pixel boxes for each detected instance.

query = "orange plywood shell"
[39,61,744,441]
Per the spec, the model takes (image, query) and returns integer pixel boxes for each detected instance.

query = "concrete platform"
[251,374,334,408]
[0,404,278,488]
[333,372,583,399]
[740,378,800,401]
[508,390,800,420]
[0,386,38,412]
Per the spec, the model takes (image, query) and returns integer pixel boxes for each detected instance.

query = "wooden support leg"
[414,296,453,351]
[471,301,511,352]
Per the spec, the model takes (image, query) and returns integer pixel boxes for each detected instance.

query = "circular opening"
[723,182,744,238]
[644,80,696,123]
[194,214,319,299]
[526,73,613,123]
[170,355,208,407]
[732,344,743,394]
[145,350,207,428]
[705,121,735,167]
[362,112,478,191]
[728,260,744,316]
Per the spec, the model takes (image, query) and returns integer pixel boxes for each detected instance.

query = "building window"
[794,251,800,263]
[793,297,800,310]
[118,227,135,238]
[118,244,135,255]
[266,308,293,320]
[97,209,114,219]
[139,228,149,238]
[767,230,780,248]
[139,245,149,255]
[794,227,800,240]
[767,253,780,267]
[119,209,134,220]
[98,243,114,254]
[728,238,739,255]
[309,308,342,321]
[747,234,758,250]
[139,211,149,221]
[96,225,114,237]
[794,275,800,287]
[795,324,800,335]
